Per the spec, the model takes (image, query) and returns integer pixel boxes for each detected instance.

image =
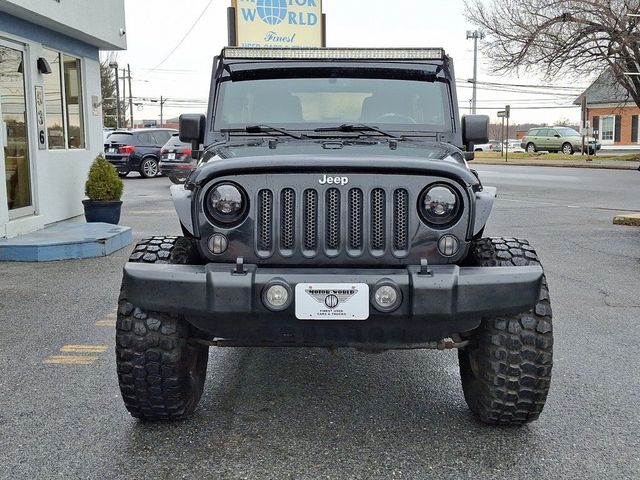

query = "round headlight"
[419,184,461,227]
[205,182,248,225]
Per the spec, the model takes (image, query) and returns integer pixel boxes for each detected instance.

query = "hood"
[187,139,479,189]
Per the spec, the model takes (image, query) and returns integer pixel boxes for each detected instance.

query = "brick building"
[575,70,640,146]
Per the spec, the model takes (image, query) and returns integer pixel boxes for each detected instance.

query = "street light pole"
[466,30,485,115]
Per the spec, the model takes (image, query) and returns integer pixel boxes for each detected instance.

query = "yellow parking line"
[96,311,117,327]
[43,355,98,365]
[95,319,117,327]
[60,345,108,353]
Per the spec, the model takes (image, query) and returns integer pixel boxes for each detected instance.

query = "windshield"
[556,127,580,137]
[213,76,452,133]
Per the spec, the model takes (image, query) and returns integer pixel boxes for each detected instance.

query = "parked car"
[159,134,196,184]
[104,128,177,178]
[520,127,601,155]
[103,129,115,143]
[497,139,525,153]
[473,140,499,152]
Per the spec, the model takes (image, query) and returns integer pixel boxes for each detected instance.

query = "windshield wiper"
[314,123,402,139]
[244,124,304,139]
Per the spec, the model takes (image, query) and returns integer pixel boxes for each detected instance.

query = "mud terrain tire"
[116,236,208,421]
[459,237,553,426]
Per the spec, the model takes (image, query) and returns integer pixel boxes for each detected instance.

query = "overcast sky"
[110,0,589,127]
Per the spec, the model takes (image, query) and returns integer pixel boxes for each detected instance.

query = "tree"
[464,0,640,107]
[100,55,118,129]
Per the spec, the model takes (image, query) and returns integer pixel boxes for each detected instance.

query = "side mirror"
[179,114,206,156]
[462,115,490,154]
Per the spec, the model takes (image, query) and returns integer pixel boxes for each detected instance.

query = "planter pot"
[82,199,123,225]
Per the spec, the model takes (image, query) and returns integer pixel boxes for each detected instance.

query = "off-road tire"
[526,143,536,153]
[459,237,553,426]
[116,236,208,420]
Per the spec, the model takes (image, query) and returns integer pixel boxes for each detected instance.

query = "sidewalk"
[473,157,640,170]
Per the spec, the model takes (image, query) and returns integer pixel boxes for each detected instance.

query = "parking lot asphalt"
[0,167,639,480]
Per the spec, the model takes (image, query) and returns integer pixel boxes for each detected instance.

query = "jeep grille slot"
[257,189,273,253]
[348,188,364,253]
[371,188,386,252]
[325,188,341,251]
[303,189,318,253]
[280,188,295,252]
[393,189,409,253]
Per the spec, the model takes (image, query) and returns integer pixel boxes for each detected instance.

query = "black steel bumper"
[122,263,543,343]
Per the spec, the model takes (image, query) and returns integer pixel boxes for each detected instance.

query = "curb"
[613,213,640,227]
[474,160,640,170]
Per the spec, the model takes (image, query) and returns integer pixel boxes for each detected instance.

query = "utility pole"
[127,64,133,128]
[121,68,127,127]
[110,62,121,128]
[160,96,164,127]
[159,96,168,127]
[466,30,485,114]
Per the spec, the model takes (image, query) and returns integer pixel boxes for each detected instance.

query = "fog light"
[438,235,460,257]
[208,234,228,254]
[263,283,291,311]
[372,283,401,312]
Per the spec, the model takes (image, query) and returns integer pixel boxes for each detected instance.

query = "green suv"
[520,126,601,155]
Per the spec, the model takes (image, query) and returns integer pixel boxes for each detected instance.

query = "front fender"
[474,187,496,236]
[170,184,195,236]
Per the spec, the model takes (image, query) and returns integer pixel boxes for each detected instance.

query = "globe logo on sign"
[256,0,288,25]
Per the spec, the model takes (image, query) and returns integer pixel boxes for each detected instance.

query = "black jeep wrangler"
[117,48,552,426]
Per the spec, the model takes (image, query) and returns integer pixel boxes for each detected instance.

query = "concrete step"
[0,222,132,262]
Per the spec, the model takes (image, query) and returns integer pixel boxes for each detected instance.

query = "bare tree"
[100,54,118,129]
[465,0,640,107]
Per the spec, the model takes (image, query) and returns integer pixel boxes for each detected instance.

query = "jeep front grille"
[256,186,410,258]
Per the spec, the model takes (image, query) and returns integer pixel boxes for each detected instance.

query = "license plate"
[108,148,116,153]
[167,153,176,160]
[295,283,369,320]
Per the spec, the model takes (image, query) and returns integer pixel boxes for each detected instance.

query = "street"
[0,166,639,480]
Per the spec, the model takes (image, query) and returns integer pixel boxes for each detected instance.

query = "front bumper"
[123,263,543,344]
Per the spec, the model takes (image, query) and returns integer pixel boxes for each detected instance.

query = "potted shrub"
[82,153,124,224]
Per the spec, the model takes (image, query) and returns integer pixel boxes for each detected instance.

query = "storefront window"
[63,55,85,149]
[42,48,65,149]
[1,44,32,213]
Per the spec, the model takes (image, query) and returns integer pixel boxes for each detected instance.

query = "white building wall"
[0,2,124,238]
[0,0,126,49]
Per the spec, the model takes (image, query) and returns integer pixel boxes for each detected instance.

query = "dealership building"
[0,0,126,238]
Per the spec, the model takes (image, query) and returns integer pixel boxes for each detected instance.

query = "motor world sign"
[232,0,323,48]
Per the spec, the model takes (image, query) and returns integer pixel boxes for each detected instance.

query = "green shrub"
[85,154,123,201]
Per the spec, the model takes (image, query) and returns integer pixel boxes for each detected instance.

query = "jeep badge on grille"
[319,174,349,185]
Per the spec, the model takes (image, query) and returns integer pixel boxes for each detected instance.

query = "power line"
[463,80,585,91]
[149,0,214,72]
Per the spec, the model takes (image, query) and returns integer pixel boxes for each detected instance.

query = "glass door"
[0,40,33,218]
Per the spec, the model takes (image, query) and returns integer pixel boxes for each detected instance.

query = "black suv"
[105,128,177,178]
[159,133,196,184]
[117,48,553,426]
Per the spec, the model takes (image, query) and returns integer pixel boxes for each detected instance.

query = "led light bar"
[223,47,445,61]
